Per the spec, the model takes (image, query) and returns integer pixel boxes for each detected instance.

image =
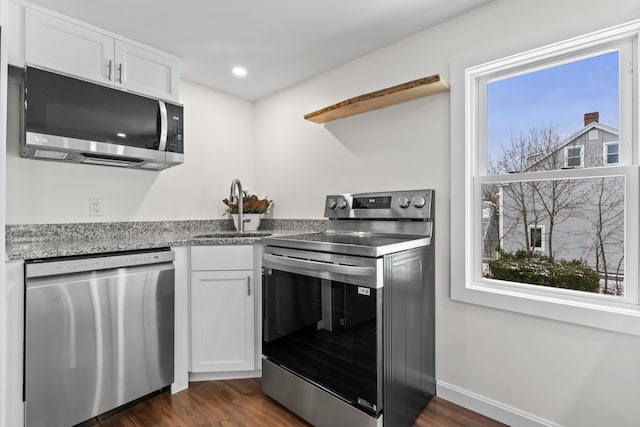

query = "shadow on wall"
[323,93,448,155]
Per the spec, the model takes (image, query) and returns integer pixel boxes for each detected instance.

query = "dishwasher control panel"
[25,249,175,279]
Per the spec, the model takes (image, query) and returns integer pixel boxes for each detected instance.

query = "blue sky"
[487,51,619,162]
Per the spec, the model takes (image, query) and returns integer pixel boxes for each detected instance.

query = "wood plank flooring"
[96,379,506,427]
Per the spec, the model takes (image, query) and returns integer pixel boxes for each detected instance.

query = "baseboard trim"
[189,370,261,382]
[436,381,561,427]
[171,381,188,395]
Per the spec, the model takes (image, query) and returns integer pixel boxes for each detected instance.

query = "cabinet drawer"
[191,246,254,271]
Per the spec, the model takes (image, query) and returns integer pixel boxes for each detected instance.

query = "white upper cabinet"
[21,5,180,101]
[114,40,179,101]
[25,8,114,85]
[8,1,26,66]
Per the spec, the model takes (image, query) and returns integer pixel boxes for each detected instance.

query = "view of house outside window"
[529,226,543,250]
[565,146,583,167]
[481,51,626,296]
[605,142,619,165]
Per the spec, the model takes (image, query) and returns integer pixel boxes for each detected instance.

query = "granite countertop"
[6,232,269,262]
[5,219,326,262]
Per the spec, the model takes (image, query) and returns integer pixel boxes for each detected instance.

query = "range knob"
[398,195,410,208]
[337,199,348,209]
[412,195,427,208]
[327,198,337,209]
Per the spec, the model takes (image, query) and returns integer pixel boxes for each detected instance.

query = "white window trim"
[451,19,640,336]
[564,144,584,168]
[528,224,545,253]
[604,141,620,165]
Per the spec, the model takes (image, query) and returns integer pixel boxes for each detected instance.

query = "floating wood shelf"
[304,74,450,124]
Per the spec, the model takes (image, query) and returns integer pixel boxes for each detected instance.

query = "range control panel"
[324,189,434,220]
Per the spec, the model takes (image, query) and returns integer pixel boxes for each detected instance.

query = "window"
[483,49,626,295]
[528,225,544,252]
[565,145,583,168]
[605,142,619,165]
[451,20,640,336]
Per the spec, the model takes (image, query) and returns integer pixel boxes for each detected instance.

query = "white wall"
[253,0,640,426]
[5,78,254,224]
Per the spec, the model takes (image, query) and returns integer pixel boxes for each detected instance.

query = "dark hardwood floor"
[96,379,506,427]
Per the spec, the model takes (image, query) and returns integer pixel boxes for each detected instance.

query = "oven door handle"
[263,253,376,277]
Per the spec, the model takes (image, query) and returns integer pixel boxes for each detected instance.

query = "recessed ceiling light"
[231,66,248,77]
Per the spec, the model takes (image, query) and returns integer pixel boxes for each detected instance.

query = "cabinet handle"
[247,276,251,296]
[107,60,113,81]
[117,63,123,83]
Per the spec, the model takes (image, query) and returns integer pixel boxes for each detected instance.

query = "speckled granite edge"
[5,219,327,262]
[6,219,232,243]
[6,218,326,243]
[258,219,326,232]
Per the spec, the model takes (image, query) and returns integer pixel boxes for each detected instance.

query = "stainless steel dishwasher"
[24,249,175,427]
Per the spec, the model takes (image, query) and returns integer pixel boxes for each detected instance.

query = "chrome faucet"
[229,178,247,232]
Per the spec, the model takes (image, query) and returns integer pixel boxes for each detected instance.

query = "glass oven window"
[263,269,381,415]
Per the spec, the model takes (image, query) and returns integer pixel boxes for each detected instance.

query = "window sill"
[451,281,640,336]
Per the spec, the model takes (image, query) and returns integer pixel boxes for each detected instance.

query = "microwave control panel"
[166,103,184,154]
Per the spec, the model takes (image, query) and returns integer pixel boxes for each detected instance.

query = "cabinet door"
[114,40,180,101]
[8,1,25,66]
[191,270,255,372]
[25,8,114,84]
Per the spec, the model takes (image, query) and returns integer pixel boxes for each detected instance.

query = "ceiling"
[25,0,493,101]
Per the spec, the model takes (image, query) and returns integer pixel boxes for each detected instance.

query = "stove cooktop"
[263,189,435,257]
[262,232,431,257]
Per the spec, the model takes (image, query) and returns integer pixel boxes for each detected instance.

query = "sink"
[192,231,272,239]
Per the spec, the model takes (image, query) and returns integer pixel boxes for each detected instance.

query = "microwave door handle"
[262,253,375,277]
[158,101,168,151]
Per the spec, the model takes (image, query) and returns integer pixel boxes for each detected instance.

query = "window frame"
[604,141,620,165]
[564,145,584,168]
[450,19,640,336]
[528,224,545,253]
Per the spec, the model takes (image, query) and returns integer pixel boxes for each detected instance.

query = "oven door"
[262,246,383,416]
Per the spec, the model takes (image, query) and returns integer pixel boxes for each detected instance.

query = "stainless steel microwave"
[21,66,184,170]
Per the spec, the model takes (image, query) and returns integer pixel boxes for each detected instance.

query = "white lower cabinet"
[190,246,256,373]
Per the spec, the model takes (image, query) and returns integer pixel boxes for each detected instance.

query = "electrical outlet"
[89,198,104,217]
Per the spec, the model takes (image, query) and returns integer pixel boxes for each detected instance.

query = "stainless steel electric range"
[261,189,436,427]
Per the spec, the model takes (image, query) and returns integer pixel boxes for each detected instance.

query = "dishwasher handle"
[25,249,175,278]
